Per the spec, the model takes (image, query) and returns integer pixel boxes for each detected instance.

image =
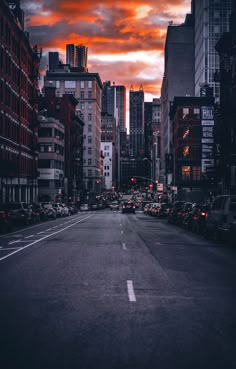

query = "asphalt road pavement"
[0,209,236,369]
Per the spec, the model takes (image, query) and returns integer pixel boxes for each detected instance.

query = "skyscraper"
[192,0,232,98]
[160,14,195,187]
[66,44,88,71]
[129,86,144,158]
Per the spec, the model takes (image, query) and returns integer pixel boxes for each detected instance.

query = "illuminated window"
[182,166,190,181]
[182,108,189,120]
[183,127,190,140]
[182,146,190,157]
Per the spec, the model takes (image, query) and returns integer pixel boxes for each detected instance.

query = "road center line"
[121,230,124,235]
[127,280,136,302]
[122,243,127,250]
[0,214,94,262]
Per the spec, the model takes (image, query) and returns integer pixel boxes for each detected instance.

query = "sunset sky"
[22,0,191,103]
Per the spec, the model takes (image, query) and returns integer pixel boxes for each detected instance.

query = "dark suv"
[205,195,236,242]
[7,202,32,225]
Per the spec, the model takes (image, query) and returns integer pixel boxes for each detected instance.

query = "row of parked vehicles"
[0,202,78,233]
[143,195,236,244]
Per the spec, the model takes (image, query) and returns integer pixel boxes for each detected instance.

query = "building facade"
[170,96,215,202]
[101,112,116,189]
[160,14,195,189]
[129,86,144,158]
[215,2,236,193]
[44,55,102,193]
[192,0,232,99]
[39,88,84,202]
[0,0,41,203]
[38,114,65,202]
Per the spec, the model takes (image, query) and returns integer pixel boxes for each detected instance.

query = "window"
[182,108,189,120]
[88,169,92,177]
[88,91,92,99]
[65,80,76,88]
[56,81,60,88]
[88,158,92,165]
[80,91,84,99]
[182,166,190,181]
[192,166,201,181]
[88,81,92,88]
[88,103,92,110]
[88,136,92,144]
[182,127,190,140]
[88,125,92,132]
[88,147,92,155]
[88,113,92,121]
[80,81,85,88]
[182,146,190,157]
[80,103,84,110]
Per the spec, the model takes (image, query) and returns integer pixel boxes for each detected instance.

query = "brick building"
[39,87,84,202]
[170,96,215,202]
[0,0,41,203]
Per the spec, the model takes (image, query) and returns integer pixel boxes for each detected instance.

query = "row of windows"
[39,144,64,155]
[0,114,35,148]
[38,159,64,170]
[50,80,93,89]
[179,166,201,182]
[0,148,36,176]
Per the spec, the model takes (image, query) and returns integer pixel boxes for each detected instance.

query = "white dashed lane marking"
[127,280,136,302]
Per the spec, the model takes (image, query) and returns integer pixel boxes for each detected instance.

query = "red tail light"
[201,212,206,216]
[133,206,135,209]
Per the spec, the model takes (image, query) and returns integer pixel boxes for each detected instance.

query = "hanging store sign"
[201,106,215,174]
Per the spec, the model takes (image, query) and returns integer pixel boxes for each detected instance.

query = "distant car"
[42,204,57,219]
[80,203,89,211]
[109,201,119,211]
[122,201,135,214]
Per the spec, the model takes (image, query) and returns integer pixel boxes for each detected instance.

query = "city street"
[1,210,236,369]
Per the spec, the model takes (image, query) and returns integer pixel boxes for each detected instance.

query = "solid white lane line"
[127,280,136,302]
[122,243,127,250]
[0,214,94,262]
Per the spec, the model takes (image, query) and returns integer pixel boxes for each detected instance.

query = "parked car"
[150,203,162,217]
[42,204,57,220]
[122,201,135,214]
[0,204,12,233]
[205,195,236,242]
[178,202,194,226]
[168,201,185,224]
[143,203,151,214]
[109,201,119,211]
[52,203,64,217]
[159,203,173,218]
[80,203,89,211]
[191,204,210,234]
[6,202,32,225]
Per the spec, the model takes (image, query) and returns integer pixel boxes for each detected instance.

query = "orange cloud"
[23,0,191,98]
